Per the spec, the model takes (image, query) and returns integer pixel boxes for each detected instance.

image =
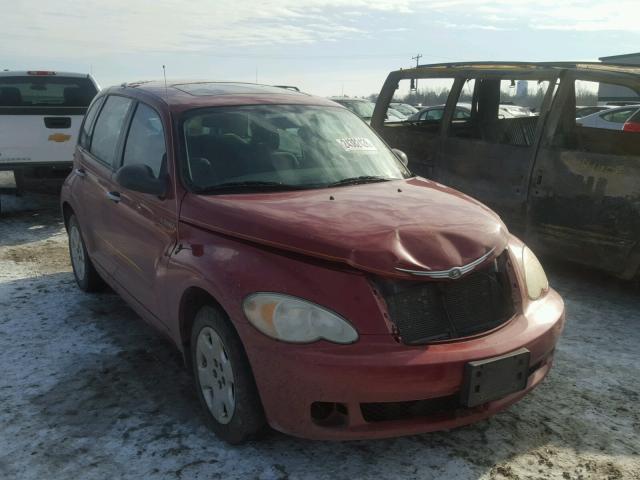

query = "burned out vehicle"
[373,62,640,279]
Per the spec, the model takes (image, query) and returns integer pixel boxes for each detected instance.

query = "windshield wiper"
[327,176,392,187]
[195,181,306,194]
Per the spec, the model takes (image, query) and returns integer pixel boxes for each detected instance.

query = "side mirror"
[392,148,409,167]
[115,164,166,197]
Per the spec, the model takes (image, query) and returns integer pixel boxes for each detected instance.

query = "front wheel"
[191,305,266,444]
[67,214,104,292]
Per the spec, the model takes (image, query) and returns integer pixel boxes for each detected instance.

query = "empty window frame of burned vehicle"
[373,76,457,179]
[529,68,640,278]
[372,66,560,232]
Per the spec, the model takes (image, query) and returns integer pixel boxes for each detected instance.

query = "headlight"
[242,293,359,344]
[522,246,549,300]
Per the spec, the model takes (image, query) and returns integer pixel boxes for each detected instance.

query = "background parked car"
[390,102,419,116]
[407,104,471,122]
[623,109,640,132]
[498,104,534,118]
[575,105,611,118]
[386,107,407,122]
[577,104,640,130]
[0,71,99,196]
[329,97,376,122]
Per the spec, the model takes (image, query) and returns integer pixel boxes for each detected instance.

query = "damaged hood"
[179,177,509,277]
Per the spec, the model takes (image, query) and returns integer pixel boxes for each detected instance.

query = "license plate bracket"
[461,348,530,408]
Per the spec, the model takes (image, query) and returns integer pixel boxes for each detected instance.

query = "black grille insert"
[361,394,458,423]
[379,252,515,344]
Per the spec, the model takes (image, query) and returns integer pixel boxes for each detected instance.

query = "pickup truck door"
[527,71,640,278]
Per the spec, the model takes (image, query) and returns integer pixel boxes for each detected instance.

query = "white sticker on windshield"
[336,137,377,152]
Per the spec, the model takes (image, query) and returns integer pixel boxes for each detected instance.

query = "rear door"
[74,95,134,276]
[0,72,98,169]
[528,72,640,277]
[105,101,176,327]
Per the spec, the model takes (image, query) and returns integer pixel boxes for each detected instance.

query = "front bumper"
[242,288,565,440]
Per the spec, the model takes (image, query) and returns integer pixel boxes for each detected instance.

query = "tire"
[67,214,104,292]
[191,305,266,444]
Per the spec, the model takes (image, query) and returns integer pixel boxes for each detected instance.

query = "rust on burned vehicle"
[372,62,640,279]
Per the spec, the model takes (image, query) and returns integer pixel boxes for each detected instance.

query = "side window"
[122,103,166,178]
[79,96,104,149]
[425,108,444,121]
[553,79,640,155]
[385,77,456,132]
[601,108,636,124]
[449,77,552,147]
[90,96,133,166]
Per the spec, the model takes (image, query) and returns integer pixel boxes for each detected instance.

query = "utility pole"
[411,54,422,91]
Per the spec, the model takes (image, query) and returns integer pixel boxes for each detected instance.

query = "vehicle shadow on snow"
[0,193,64,248]
[5,264,637,478]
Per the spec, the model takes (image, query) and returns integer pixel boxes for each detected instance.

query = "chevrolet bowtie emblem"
[48,133,71,143]
[395,247,496,279]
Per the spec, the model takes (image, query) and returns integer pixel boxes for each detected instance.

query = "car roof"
[579,104,640,120]
[106,81,339,112]
[598,104,640,112]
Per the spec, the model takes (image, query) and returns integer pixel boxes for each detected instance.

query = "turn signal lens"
[522,246,549,300]
[243,293,358,344]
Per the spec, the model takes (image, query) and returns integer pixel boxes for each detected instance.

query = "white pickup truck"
[0,70,99,194]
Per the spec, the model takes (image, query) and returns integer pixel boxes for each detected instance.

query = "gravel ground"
[1,186,639,480]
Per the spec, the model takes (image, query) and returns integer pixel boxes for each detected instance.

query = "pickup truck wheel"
[67,214,103,292]
[191,305,266,444]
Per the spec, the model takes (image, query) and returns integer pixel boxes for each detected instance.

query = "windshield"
[339,100,375,119]
[181,104,410,193]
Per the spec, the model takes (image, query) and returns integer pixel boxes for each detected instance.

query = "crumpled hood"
[179,177,509,277]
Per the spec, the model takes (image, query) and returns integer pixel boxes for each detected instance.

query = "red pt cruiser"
[60,82,565,444]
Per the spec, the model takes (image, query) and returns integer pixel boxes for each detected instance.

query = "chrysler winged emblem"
[395,247,496,279]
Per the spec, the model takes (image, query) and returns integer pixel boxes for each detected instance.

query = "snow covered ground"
[1,188,639,480]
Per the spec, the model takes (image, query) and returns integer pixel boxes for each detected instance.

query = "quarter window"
[90,96,133,166]
[551,79,640,156]
[122,103,166,178]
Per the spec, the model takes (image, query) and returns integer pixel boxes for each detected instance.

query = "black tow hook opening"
[310,402,349,427]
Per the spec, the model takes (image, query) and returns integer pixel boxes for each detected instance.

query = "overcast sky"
[1,0,638,97]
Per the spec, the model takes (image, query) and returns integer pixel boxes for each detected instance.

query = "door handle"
[75,168,86,178]
[106,191,121,203]
[535,172,543,185]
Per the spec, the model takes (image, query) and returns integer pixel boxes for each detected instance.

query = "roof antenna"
[162,65,168,99]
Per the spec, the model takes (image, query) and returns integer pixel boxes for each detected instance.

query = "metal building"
[598,52,640,105]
